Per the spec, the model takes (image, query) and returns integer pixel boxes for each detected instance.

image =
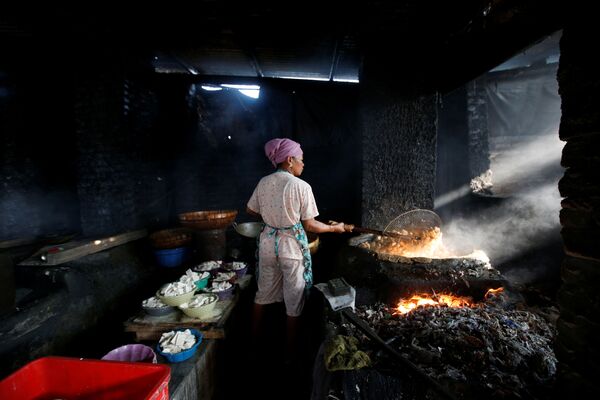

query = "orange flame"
[484,287,504,299]
[362,227,490,261]
[395,293,473,315]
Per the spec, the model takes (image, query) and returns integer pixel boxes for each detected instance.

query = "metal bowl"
[233,222,263,238]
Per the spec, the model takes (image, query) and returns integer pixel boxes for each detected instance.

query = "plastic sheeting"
[486,65,561,140]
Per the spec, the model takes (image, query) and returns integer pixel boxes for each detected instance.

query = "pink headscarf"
[264,138,303,167]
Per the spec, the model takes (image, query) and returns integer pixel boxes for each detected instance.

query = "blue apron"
[256,221,313,290]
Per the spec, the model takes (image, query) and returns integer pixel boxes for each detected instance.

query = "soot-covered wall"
[1,57,362,242]
[168,80,362,225]
[0,46,80,240]
[555,18,600,396]
[360,80,438,228]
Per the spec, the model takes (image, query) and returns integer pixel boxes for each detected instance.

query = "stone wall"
[556,17,600,396]
[466,77,490,179]
[360,82,438,228]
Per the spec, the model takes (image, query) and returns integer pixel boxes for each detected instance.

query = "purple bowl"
[101,344,157,363]
[208,284,234,301]
[224,262,248,278]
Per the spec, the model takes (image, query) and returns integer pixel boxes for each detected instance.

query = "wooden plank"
[18,229,147,266]
[124,292,240,341]
[0,237,37,249]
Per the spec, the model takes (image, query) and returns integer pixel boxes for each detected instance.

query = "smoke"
[442,183,562,264]
[488,134,563,195]
[438,134,564,273]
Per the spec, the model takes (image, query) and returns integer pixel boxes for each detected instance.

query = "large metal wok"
[233,222,263,238]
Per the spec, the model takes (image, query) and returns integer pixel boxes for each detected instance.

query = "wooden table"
[124,275,252,341]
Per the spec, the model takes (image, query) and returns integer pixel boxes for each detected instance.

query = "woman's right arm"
[302,218,351,234]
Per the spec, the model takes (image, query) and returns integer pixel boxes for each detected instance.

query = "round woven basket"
[149,228,193,249]
[178,210,238,230]
[308,233,320,255]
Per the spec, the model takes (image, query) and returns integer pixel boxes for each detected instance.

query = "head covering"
[264,138,303,167]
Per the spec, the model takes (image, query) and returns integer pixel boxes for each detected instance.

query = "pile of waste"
[341,298,557,399]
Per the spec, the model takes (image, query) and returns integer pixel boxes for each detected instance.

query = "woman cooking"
[246,137,351,365]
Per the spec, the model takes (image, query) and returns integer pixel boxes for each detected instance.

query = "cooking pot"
[233,222,263,238]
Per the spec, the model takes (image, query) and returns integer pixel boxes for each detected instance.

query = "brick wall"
[555,17,600,396]
[1,48,80,241]
[74,63,138,237]
[466,77,490,178]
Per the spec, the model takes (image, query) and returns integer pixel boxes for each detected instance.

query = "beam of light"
[238,89,260,99]
[201,85,223,91]
[274,75,330,81]
[333,78,360,83]
[220,84,260,90]
[434,184,472,209]
[219,84,260,99]
[489,134,563,192]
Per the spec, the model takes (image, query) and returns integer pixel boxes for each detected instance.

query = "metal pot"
[233,222,263,238]
[233,223,319,253]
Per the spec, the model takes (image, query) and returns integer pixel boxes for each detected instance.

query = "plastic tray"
[0,356,170,400]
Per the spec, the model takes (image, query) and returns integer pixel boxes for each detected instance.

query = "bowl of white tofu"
[178,293,219,319]
[156,281,196,307]
[156,328,203,363]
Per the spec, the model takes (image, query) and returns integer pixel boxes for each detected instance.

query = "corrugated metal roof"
[2,1,563,87]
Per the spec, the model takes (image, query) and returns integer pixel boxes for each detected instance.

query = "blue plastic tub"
[156,328,203,363]
[154,247,188,268]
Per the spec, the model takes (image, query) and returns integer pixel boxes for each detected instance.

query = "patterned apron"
[256,221,313,290]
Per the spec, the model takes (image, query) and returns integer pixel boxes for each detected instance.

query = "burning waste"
[340,288,557,400]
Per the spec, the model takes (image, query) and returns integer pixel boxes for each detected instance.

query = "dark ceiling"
[1,1,562,90]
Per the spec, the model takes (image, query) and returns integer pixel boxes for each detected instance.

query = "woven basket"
[149,228,193,249]
[178,210,238,230]
[308,233,320,255]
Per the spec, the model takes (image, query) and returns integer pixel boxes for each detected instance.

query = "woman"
[246,137,350,363]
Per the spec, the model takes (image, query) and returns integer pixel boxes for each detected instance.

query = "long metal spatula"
[348,225,415,239]
[329,221,413,239]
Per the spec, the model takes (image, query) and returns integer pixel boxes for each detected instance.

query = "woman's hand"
[329,222,346,233]
[327,221,354,233]
[303,218,352,234]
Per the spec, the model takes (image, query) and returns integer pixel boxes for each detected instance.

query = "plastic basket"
[154,247,188,268]
[0,356,170,400]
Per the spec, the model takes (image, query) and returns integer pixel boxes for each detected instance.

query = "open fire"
[343,290,557,400]
[358,226,489,261]
[394,287,504,315]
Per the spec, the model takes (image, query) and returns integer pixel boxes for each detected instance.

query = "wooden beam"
[18,229,147,266]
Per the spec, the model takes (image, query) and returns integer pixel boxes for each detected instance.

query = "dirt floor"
[215,292,327,400]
